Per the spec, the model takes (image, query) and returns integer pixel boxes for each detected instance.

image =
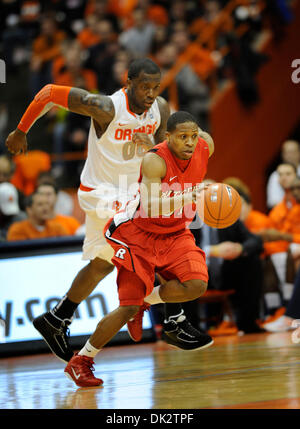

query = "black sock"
[51,295,79,320]
[164,303,183,320]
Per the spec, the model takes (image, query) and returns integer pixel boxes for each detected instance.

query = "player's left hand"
[132,132,154,151]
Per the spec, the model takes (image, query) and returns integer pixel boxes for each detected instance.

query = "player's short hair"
[167,111,198,132]
[128,58,161,80]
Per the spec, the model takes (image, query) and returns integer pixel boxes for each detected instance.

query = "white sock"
[78,340,101,358]
[144,285,164,305]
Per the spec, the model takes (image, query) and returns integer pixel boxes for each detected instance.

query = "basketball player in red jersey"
[64,111,214,387]
[5,59,213,362]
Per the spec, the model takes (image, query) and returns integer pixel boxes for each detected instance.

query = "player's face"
[127,71,161,114]
[166,122,199,160]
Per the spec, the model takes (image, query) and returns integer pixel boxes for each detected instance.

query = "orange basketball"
[197,183,242,228]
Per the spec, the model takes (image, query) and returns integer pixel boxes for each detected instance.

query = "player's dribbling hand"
[5,129,28,155]
[192,183,209,202]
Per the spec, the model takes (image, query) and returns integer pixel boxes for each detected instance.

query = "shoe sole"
[162,334,214,351]
[33,319,71,364]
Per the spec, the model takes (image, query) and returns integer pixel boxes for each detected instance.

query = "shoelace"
[178,319,201,338]
[57,322,70,348]
[79,356,97,376]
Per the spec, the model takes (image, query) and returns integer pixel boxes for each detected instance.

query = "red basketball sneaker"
[127,303,151,342]
[64,353,103,387]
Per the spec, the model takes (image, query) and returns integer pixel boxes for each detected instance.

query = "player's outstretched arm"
[6,84,114,155]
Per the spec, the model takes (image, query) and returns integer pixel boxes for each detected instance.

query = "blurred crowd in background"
[1,0,300,338]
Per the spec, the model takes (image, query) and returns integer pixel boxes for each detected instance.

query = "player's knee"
[120,305,140,319]
[182,279,207,300]
[88,257,114,279]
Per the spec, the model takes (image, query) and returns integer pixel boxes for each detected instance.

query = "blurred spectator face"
[291,178,300,203]
[156,43,178,69]
[0,156,14,183]
[277,164,297,190]
[94,0,108,16]
[132,9,147,29]
[171,31,189,53]
[239,196,252,222]
[282,140,300,167]
[96,20,114,42]
[37,184,57,210]
[86,15,98,32]
[41,17,57,36]
[171,0,186,21]
[65,49,82,73]
[27,194,51,223]
[113,61,127,85]
[171,21,187,34]
[204,0,221,22]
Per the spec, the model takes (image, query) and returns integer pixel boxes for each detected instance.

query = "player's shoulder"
[142,150,167,178]
[156,96,170,117]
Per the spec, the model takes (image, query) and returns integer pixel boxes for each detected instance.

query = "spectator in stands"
[264,266,300,333]
[84,19,119,94]
[29,14,67,96]
[199,217,265,335]
[155,42,210,129]
[104,50,130,94]
[224,175,298,323]
[84,0,120,33]
[266,140,300,209]
[170,30,217,81]
[119,7,156,57]
[36,182,81,235]
[0,155,25,210]
[0,182,26,241]
[77,14,102,49]
[7,192,68,241]
[0,104,8,147]
[54,43,98,91]
[221,32,268,107]
[36,172,74,217]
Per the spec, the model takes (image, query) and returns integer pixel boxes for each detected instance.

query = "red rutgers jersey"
[132,137,210,234]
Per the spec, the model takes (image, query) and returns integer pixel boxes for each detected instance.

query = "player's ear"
[165,131,170,142]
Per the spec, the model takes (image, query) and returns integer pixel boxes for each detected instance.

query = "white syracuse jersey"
[80,88,161,195]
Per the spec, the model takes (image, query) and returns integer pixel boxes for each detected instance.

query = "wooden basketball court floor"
[1,331,300,410]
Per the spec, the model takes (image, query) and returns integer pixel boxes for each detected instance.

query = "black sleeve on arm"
[218,220,263,257]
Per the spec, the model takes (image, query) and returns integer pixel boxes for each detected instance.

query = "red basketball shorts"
[104,218,208,306]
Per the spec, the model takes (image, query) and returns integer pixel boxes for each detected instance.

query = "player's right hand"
[5,129,28,155]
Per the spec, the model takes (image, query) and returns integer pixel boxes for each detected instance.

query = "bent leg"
[157,277,207,303]
[89,305,140,349]
[67,257,114,303]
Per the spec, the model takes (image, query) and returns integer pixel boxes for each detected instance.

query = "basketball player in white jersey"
[6,58,211,361]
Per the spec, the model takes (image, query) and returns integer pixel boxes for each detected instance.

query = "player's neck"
[126,89,145,115]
